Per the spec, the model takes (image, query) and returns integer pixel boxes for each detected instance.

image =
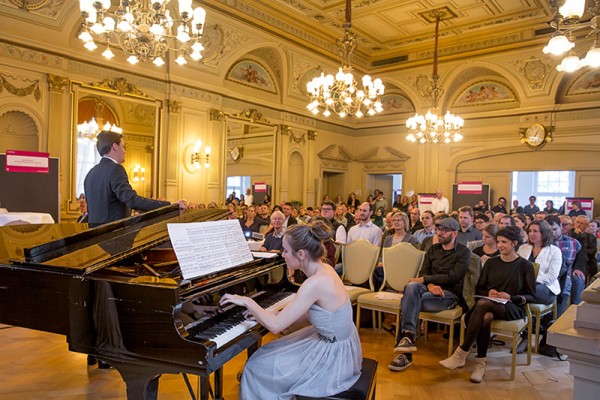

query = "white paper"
[474,295,509,304]
[168,220,254,280]
[375,292,403,300]
[251,251,278,259]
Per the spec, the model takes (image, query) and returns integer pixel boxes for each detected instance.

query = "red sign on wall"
[5,150,50,173]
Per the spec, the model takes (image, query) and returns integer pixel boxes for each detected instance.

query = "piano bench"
[296,358,377,400]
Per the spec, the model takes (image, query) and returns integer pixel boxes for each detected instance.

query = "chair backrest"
[381,242,425,292]
[342,239,380,286]
[462,252,483,310]
[466,239,484,251]
[332,241,342,265]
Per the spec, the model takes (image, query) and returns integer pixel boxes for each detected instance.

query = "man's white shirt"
[347,221,382,246]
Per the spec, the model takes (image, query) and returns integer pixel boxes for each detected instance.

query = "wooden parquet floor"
[0,323,573,399]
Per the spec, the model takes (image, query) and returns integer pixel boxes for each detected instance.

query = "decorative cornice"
[317,144,354,162]
[90,77,151,98]
[47,74,68,93]
[356,146,410,163]
[0,73,41,101]
[232,108,271,124]
[307,130,317,141]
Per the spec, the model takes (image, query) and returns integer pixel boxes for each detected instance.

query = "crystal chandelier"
[406,12,463,144]
[543,0,600,73]
[77,99,122,143]
[77,0,206,67]
[306,0,384,118]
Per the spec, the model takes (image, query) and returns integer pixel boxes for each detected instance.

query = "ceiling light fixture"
[306,0,384,118]
[543,0,600,72]
[406,10,464,144]
[77,0,207,66]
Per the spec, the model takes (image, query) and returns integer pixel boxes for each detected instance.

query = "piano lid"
[8,206,228,274]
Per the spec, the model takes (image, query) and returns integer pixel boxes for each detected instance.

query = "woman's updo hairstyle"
[495,226,523,249]
[284,220,331,261]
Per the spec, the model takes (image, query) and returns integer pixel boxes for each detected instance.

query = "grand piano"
[0,206,295,399]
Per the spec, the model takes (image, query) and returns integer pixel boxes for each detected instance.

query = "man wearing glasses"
[388,217,470,372]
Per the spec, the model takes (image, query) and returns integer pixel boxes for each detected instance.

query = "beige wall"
[1,5,599,221]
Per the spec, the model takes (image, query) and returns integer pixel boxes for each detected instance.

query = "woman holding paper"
[220,220,362,399]
[440,226,535,383]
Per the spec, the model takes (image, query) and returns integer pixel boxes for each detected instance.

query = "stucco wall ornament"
[0,74,41,101]
[91,78,150,98]
[47,74,68,93]
[512,57,550,91]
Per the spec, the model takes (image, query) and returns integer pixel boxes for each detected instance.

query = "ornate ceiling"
[204,0,557,71]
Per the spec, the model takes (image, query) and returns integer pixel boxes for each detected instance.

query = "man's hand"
[173,199,188,210]
[409,276,424,284]
[427,283,444,297]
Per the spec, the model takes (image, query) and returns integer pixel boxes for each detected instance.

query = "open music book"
[474,295,509,304]
[168,220,254,280]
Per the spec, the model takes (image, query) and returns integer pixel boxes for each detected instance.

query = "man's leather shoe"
[87,355,97,366]
[97,360,111,369]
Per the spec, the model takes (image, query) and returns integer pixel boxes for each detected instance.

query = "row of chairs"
[339,239,552,380]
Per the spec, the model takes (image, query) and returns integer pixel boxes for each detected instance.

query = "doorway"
[322,171,344,204]
[366,173,403,209]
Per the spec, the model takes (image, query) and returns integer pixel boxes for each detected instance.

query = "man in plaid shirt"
[546,215,584,317]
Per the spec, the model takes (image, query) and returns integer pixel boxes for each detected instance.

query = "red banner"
[5,150,49,173]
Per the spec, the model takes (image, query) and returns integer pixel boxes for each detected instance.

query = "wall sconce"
[184,139,211,173]
[131,165,145,182]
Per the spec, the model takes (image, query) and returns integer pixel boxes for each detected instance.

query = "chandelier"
[543,0,600,73]
[406,12,463,144]
[306,0,384,118]
[77,99,122,143]
[77,0,207,66]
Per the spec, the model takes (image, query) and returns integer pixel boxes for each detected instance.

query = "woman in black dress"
[439,226,536,383]
[472,223,500,265]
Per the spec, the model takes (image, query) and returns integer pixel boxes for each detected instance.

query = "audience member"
[374,191,389,213]
[409,208,423,233]
[244,188,254,205]
[346,202,382,246]
[440,226,535,383]
[511,199,523,214]
[473,199,488,212]
[413,210,435,244]
[568,200,586,217]
[472,223,500,264]
[282,202,298,231]
[431,189,450,214]
[372,207,385,228]
[534,211,548,221]
[457,206,483,245]
[523,195,540,216]
[484,210,495,222]
[491,197,508,214]
[408,194,419,211]
[570,215,598,292]
[260,211,285,252]
[347,192,360,209]
[395,195,410,212]
[498,214,514,228]
[548,215,583,317]
[473,213,489,232]
[388,217,470,372]
[241,205,268,234]
[543,200,558,214]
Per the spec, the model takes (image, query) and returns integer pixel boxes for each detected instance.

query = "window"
[511,171,575,211]
[76,139,102,198]
[226,176,251,201]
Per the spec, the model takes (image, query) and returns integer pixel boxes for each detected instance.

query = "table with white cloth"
[0,212,55,226]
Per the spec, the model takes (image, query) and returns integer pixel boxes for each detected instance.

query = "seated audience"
[492,197,508,214]
[260,211,285,252]
[523,195,540,216]
[388,218,470,372]
[570,215,598,295]
[543,200,558,214]
[347,202,382,246]
[473,212,489,232]
[347,192,360,209]
[241,205,268,234]
[413,210,435,244]
[440,226,535,383]
[472,223,500,264]
[457,206,483,245]
[511,199,524,215]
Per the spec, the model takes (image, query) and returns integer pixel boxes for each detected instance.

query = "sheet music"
[168,220,254,280]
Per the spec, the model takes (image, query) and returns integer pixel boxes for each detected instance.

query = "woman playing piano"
[220,220,362,399]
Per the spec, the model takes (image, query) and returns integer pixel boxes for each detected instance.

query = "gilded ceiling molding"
[282,125,306,145]
[47,74,68,93]
[0,74,41,101]
[9,0,51,11]
[91,78,150,98]
[307,130,317,141]
[417,33,521,59]
[168,100,182,114]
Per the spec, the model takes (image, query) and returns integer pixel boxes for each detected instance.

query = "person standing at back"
[84,131,184,227]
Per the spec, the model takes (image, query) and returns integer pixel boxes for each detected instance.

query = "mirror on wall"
[70,80,162,207]
[223,110,277,205]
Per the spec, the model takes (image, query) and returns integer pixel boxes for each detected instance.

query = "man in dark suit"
[281,201,297,231]
[84,131,183,227]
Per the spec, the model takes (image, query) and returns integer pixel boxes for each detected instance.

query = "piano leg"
[112,362,160,400]
[214,368,224,400]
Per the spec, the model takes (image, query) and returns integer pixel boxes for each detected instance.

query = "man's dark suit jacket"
[84,158,170,227]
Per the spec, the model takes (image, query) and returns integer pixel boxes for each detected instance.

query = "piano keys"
[0,206,297,400]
